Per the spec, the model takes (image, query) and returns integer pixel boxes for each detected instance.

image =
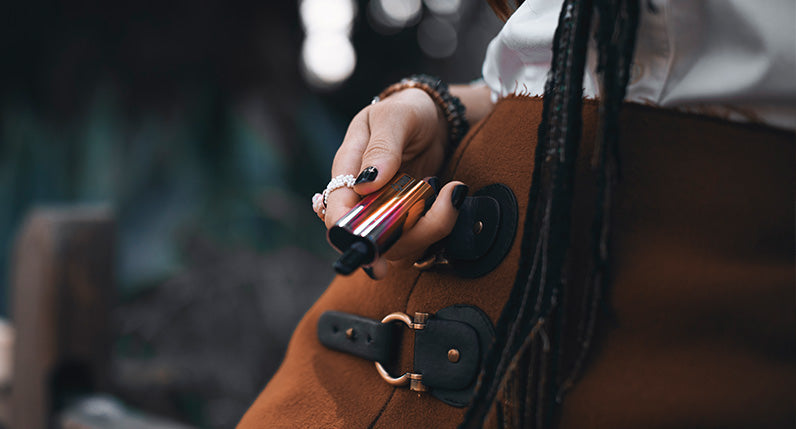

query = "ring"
[312,174,356,221]
[312,193,326,221]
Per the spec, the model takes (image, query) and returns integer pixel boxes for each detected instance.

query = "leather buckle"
[317,305,495,407]
[413,183,518,278]
[374,312,430,392]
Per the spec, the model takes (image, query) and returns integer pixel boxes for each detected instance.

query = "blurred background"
[1,0,501,427]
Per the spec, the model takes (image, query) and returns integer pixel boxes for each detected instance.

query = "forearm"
[451,83,495,126]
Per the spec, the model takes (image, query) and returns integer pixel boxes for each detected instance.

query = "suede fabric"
[238,97,795,428]
[556,103,795,429]
[238,97,543,429]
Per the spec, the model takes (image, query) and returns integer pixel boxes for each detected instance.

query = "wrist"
[388,88,448,150]
[374,74,469,148]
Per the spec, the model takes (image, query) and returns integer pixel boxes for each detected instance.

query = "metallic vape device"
[328,173,436,275]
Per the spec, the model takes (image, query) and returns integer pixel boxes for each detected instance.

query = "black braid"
[557,0,639,402]
[462,1,640,427]
[462,0,594,426]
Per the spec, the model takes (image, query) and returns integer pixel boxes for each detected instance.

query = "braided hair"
[463,1,640,427]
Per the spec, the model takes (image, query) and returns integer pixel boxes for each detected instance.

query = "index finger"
[351,101,417,195]
[325,111,370,228]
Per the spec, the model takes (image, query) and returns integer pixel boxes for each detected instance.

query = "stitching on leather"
[366,387,396,429]
[402,271,423,310]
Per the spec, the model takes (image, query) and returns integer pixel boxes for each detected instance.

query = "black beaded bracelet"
[375,74,470,147]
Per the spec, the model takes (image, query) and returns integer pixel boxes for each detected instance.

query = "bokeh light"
[301,34,357,88]
[299,0,356,35]
[299,0,358,89]
[417,16,458,58]
[423,0,462,16]
[369,0,423,30]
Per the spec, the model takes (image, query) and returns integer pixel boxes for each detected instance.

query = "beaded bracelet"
[373,74,469,147]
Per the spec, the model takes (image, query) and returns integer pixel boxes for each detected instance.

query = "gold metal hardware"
[473,220,484,234]
[374,312,430,391]
[409,373,427,392]
[375,360,410,386]
[412,312,429,328]
[447,348,460,363]
[413,253,449,271]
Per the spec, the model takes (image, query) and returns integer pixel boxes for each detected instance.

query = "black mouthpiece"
[333,241,370,275]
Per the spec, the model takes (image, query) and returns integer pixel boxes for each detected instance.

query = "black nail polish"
[362,266,377,280]
[451,184,469,210]
[355,166,378,185]
[423,177,440,214]
[426,176,440,193]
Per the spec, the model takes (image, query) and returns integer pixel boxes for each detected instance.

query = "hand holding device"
[328,173,436,275]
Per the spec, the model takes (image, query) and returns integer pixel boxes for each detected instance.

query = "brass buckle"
[413,253,448,271]
[374,312,430,392]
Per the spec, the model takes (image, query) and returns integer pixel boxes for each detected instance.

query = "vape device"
[328,173,436,275]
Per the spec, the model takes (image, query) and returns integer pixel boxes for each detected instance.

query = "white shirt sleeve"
[482,0,568,101]
[482,0,796,130]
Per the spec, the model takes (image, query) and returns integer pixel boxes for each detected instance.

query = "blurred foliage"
[1,0,500,426]
[0,0,500,313]
[1,84,339,301]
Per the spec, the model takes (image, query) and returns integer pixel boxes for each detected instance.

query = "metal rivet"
[345,328,355,340]
[447,349,460,363]
[473,221,484,234]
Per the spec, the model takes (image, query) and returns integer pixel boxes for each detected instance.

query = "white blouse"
[482,0,796,130]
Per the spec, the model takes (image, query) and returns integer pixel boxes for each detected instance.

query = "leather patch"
[414,319,480,390]
[444,195,500,262]
[443,183,519,278]
[424,305,495,408]
[317,311,395,364]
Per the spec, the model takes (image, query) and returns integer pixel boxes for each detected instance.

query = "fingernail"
[451,184,469,210]
[362,266,377,280]
[355,166,378,185]
[426,176,440,193]
[423,177,439,214]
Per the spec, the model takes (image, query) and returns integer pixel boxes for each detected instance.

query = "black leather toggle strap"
[435,183,519,278]
[414,319,479,390]
[419,305,495,407]
[317,305,495,408]
[317,311,395,363]
[444,195,500,262]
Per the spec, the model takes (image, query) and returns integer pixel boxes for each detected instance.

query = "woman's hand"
[324,87,447,229]
[324,84,493,279]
